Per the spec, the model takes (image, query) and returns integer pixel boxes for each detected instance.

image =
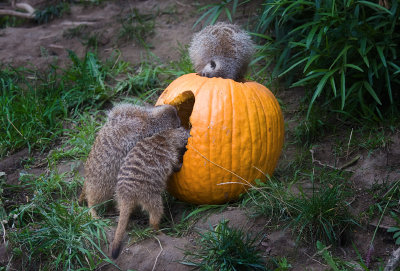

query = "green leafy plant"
[118,8,155,48]
[34,2,70,24]
[388,212,400,245]
[316,241,360,271]
[182,219,265,270]
[193,0,250,28]
[255,0,400,120]
[268,257,292,271]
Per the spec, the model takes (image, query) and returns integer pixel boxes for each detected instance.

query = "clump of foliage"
[1,170,114,270]
[193,0,246,28]
[118,8,155,48]
[34,2,70,24]
[245,168,356,245]
[255,0,400,121]
[182,219,266,270]
[10,202,110,270]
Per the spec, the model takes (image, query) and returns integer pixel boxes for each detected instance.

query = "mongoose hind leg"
[86,194,101,219]
[78,184,86,205]
[141,196,164,230]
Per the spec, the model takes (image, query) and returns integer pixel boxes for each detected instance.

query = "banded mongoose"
[111,127,190,259]
[79,104,181,218]
[188,22,255,81]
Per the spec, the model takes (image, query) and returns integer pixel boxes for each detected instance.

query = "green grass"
[34,2,70,24]
[289,179,354,244]
[0,50,127,158]
[10,202,111,270]
[0,44,194,158]
[49,112,104,163]
[181,219,266,270]
[1,146,117,270]
[244,167,356,245]
[118,8,155,48]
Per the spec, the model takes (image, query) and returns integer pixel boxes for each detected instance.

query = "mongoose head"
[165,127,191,167]
[168,127,190,148]
[151,104,181,130]
[200,56,242,81]
[189,22,255,81]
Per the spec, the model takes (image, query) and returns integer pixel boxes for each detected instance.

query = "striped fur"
[189,22,255,81]
[111,127,190,259]
[79,104,181,218]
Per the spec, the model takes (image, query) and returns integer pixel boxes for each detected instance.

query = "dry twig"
[152,236,163,271]
[0,2,36,19]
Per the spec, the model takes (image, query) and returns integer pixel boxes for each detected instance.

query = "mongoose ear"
[167,91,195,130]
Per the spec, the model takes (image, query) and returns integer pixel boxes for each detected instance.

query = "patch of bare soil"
[103,232,191,271]
[0,0,201,68]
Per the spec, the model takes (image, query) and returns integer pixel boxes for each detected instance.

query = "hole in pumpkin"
[167,90,195,130]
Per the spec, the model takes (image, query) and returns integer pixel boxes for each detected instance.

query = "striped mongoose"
[111,127,190,259]
[189,22,255,81]
[79,103,181,218]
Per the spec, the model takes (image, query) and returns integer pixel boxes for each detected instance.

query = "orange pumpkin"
[156,73,284,204]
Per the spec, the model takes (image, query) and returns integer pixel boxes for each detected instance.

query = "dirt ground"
[1,0,400,270]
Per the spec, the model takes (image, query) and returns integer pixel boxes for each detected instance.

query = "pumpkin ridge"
[252,83,273,175]
[246,83,260,180]
[243,81,254,186]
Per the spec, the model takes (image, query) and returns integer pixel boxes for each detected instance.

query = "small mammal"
[111,127,190,259]
[79,103,181,218]
[189,22,255,81]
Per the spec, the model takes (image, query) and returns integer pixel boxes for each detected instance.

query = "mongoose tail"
[111,202,134,259]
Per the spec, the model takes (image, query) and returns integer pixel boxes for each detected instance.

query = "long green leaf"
[358,0,392,15]
[388,61,400,75]
[385,68,393,104]
[291,72,326,87]
[307,69,337,118]
[306,25,318,48]
[341,70,346,109]
[376,46,387,67]
[330,76,337,97]
[303,55,321,73]
[344,64,364,72]
[363,81,382,105]
[278,58,308,77]
[330,45,352,70]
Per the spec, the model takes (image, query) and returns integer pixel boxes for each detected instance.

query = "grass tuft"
[10,201,110,270]
[118,8,155,48]
[181,219,265,271]
[245,168,356,245]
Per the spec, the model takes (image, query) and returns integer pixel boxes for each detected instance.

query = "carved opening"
[167,90,195,130]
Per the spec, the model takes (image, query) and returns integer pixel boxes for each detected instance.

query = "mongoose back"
[111,127,190,259]
[188,22,255,81]
[79,103,181,218]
